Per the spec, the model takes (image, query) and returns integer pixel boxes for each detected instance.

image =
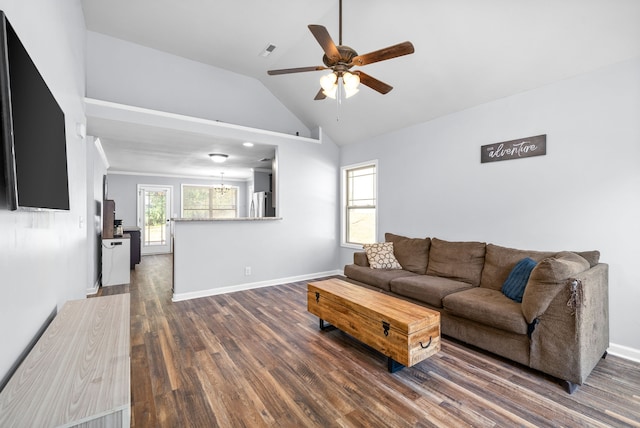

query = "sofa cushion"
[385,233,431,274]
[343,264,417,292]
[480,244,555,291]
[443,288,528,335]
[426,238,486,286]
[353,252,370,267]
[501,257,537,303]
[363,242,402,269]
[390,275,474,308]
[576,250,600,267]
[521,251,590,324]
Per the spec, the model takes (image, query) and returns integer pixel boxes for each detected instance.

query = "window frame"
[340,160,378,249]
[180,183,239,219]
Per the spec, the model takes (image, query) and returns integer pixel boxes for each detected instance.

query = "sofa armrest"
[521,251,590,324]
[354,251,369,267]
[528,263,609,385]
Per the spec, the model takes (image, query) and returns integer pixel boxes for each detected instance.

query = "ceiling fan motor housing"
[323,45,358,68]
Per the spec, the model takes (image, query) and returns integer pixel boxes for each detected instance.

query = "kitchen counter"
[172,217,282,222]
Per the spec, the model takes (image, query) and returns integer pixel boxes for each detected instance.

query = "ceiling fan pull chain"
[336,77,344,121]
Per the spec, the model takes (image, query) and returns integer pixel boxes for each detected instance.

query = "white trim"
[340,160,378,247]
[171,270,342,302]
[85,98,322,145]
[608,343,640,363]
[107,169,252,181]
[137,184,174,255]
[86,280,100,296]
[93,138,109,169]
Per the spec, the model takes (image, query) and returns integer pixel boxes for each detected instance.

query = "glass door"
[137,185,172,255]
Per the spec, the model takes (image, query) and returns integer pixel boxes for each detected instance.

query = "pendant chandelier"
[216,172,228,194]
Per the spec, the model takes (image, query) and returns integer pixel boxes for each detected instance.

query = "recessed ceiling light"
[209,153,228,163]
[243,142,254,147]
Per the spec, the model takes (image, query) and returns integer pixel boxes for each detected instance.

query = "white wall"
[86,31,312,138]
[173,135,340,299]
[340,57,640,357]
[86,28,341,300]
[0,0,87,382]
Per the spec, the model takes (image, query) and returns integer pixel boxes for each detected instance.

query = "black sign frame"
[481,134,546,163]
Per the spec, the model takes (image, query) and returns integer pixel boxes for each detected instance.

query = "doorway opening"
[137,185,173,255]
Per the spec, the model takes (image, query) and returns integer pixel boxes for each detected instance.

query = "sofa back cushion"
[353,251,370,267]
[385,233,431,274]
[480,244,555,291]
[575,250,600,267]
[426,238,486,286]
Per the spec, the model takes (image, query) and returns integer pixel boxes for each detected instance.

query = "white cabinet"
[102,237,130,286]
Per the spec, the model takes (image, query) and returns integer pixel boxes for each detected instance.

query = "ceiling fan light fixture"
[320,72,337,91]
[323,88,337,99]
[344,87,359,99]
[343,71,360,98]
[343,71,360,90]
[320,72,338,99]
[209,153,228,163]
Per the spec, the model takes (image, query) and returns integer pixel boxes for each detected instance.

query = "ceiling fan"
[267,0,415,100]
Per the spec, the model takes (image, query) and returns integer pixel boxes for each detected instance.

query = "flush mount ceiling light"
[242,142,254,147]
[209,153,228,163]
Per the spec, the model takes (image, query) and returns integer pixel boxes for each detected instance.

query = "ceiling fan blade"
[267,66,327,75]
[314,88,327,100]
[351,41,415,67]
[356,71,393,94]
[308,25,341,62]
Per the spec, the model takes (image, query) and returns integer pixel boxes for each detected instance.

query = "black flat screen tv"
[0,11,70,211]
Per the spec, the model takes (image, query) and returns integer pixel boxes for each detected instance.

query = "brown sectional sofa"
[343,233,609,393]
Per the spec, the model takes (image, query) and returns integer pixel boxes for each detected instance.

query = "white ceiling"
[81,0,640,177]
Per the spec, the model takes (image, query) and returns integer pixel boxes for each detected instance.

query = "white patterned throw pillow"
[363,242,402,269]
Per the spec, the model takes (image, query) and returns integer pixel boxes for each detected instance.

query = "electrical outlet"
[244,266,252,276]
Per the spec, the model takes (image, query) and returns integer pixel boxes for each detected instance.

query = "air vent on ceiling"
[259,44,277,57]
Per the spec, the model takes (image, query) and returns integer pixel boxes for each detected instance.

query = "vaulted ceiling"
[81,0,640,176]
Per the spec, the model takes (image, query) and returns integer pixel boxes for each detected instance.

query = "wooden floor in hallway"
[98,254,640,427]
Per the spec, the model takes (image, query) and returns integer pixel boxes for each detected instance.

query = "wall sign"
[481,134,546,163]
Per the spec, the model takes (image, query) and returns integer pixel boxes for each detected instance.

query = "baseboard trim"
[172,270,342,302]
[608,343,640,363]
[86,279,100,296]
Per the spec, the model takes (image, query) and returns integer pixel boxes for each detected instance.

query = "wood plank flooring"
[98,254,640,427]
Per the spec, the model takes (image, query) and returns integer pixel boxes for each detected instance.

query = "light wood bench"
[307,278,440,372]
[0,294,130,427]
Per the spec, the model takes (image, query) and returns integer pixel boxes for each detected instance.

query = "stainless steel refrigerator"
[251,191,275,217]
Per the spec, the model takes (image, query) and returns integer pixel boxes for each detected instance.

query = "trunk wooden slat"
[307,278,440,368]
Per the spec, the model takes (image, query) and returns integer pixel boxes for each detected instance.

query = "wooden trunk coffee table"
[307,278,440,372]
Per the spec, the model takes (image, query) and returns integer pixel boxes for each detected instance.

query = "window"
[181,184,238,219]
[342,161,377,246]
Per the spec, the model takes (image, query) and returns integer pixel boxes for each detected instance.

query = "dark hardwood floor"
[98,254,640,427]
